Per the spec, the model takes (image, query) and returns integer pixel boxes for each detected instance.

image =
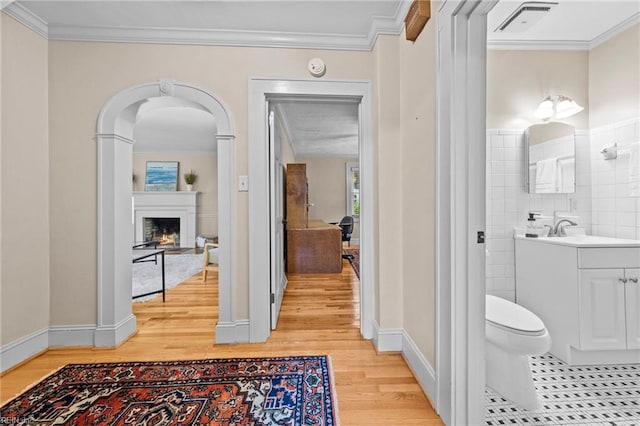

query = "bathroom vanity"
[515,235,640,365]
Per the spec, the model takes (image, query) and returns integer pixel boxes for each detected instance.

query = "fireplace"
[133,192,198,248]
[144,217,180,248]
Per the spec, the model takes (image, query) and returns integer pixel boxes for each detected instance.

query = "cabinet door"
[579,269,627,350]
[625,268,640,349]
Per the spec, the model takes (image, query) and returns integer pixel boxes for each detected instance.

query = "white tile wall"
[485,129,592,302]
[590,118,640,240]
[486,118,640,301]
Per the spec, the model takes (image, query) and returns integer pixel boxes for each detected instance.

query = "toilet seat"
[486,295,546,335]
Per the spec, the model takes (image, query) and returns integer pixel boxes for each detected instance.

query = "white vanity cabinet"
[624,268,640,349]
[578,269,633,350]
[515,236,640,365]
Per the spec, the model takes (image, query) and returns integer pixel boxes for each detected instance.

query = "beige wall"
[1,14,50,344]
[589,24,640,128]
[374,35,403,329]
[133,153,218,237]
[398,17,438,366]
[297,157,347,223]
[487,50,589,130]
[2,14,440,376]
[46,40,375,324]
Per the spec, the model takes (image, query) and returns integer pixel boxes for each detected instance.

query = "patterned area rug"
[345,248,359,278]
[1,356,338,425]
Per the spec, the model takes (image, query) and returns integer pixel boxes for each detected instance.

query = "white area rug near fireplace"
[132,254,203,302]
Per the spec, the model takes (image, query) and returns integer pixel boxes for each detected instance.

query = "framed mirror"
[526,122,576,194]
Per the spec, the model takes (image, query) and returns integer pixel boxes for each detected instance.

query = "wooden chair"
[202,243,219,282]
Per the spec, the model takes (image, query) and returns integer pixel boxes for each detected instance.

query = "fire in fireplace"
[143,217,180,248]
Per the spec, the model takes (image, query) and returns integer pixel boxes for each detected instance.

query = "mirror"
[526,122,576,194]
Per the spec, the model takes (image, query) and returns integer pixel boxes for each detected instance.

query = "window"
[346,162,359,220]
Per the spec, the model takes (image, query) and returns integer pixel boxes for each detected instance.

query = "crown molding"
[590,12,640,49]
[2,2,48,38]
[3,0,412,51]
[487,39,591,51]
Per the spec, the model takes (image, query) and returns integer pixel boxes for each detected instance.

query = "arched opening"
[95,79,235,346]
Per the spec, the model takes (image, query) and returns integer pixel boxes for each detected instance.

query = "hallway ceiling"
[272,99,360,158]
[4,0,636,155]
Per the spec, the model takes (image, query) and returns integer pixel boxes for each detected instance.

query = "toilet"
[485,295,551,411]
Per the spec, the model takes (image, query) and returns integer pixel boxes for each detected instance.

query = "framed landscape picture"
[145,161,179,191]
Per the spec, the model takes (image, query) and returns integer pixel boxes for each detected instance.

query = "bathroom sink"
[521,235,640,247]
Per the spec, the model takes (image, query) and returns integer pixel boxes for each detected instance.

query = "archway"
[95,79,235,346]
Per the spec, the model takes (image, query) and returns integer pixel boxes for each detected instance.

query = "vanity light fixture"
[534,95,583,121]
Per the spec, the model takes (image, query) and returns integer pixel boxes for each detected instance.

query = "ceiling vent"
[495,2,558,33]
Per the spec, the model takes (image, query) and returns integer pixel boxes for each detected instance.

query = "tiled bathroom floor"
[485,353,640,425]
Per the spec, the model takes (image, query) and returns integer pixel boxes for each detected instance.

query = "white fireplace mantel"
[133,191,198,247]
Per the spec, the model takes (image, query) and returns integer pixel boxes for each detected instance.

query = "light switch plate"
[238,175,249,192]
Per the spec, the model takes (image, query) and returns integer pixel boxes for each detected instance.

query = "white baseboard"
[372,323,438,408]
[94,314,137,347]
[0,327,49,373]
[49,324,97,347]
[216,319,250,344]
[402,330,437,405]
[372,321,403,352]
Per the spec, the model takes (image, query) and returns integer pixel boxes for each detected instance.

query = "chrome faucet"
[552,219,578,236]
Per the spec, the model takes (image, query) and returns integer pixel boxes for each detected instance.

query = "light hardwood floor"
[0,259,443,425]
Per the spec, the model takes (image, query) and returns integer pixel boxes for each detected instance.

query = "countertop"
[514,235,640,248]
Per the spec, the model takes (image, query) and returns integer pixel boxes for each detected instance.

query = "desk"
[132,248,166,302]
[287,220,342,273]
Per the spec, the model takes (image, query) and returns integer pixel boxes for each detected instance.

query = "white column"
[95,134,137,347]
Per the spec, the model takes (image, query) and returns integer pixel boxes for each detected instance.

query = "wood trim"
[405,0,431,41]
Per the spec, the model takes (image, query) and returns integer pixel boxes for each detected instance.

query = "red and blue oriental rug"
[1,355,338,425]
[345,248,359,278]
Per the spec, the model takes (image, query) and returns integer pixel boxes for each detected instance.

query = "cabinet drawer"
[578,248,640,269]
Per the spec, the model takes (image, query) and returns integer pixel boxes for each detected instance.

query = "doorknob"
[630,278,639,283]
[619,278,628,283]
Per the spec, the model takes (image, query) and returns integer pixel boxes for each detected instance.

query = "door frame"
[248,78,373,342]
[435,1,496,424]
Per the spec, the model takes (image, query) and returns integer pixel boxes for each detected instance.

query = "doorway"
[268,96,362,329]
[95,80,235,347]
[248,78,373,343]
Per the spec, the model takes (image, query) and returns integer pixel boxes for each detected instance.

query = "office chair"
[336,216,354,260]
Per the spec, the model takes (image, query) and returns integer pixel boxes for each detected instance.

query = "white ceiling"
[273,99,360,158]
[133,97,217,154]
[5,0,637,155]
[5,0,409,50]
[487,0,640,50]
[4,0,638,51]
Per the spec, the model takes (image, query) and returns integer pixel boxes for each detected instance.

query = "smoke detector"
[495,2,558,33]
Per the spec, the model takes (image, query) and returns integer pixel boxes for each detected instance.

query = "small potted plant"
[184,170,197,191]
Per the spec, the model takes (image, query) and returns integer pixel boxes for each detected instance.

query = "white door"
[579,269,627,350]
[625,268,640,349]
[269,108,287,329]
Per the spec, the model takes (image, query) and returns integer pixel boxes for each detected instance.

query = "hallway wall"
[0,14,50,349]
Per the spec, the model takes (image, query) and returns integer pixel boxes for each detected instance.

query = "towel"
[629,143,640,196]
[535,157,558,193]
